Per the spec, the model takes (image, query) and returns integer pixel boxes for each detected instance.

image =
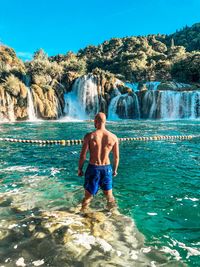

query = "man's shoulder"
[106,130,118,141]
[84,131,95,139]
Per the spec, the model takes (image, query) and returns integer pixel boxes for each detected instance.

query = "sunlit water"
[0,120,199,266]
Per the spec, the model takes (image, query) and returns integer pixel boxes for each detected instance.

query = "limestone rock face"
[0,75,28,121]
[31,84,62,119]
[92,68,121,96]
[62,71,81,92]
[0,46,28,121]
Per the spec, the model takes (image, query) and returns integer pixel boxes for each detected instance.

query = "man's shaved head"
[95,112,106,124]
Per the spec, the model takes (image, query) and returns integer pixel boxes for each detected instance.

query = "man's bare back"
[78,112,119,211]
[86,129,118,166]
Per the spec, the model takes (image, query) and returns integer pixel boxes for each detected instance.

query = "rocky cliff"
[0,23,200,121]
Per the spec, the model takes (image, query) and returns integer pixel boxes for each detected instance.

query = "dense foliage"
[165,23,200,52]
[0,22,200,90]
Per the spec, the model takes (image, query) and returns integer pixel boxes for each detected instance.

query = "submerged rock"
[0,175,187,267]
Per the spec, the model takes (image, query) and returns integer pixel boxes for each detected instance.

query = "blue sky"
[0,0,200,60]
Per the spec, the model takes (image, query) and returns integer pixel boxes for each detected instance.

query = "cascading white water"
[27,87,37,121]
[7,94,15,122]
[143,91,158,119]
[142,90,200,119]
[190,91,200,118]
[160,91,200,119]
[108,91,140,120]
[63,92,87,120]
[108,92,121,120]
[63,75,99,120]
[63,76,199,121]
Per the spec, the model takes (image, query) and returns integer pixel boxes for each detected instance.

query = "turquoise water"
[0,120,199,266]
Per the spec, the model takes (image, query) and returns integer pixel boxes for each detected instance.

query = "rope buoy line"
[0,135,196,146]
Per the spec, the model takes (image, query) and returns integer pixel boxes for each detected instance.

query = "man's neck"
[96,124,106,130]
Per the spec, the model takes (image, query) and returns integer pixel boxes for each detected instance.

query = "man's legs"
[103,189,116,209]
[81,190,93,211]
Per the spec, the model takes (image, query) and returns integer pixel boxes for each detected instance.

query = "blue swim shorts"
[84,164,113,195]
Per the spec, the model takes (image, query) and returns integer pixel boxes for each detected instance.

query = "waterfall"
[125,82,138,91]
[27,87,37,121]
[63,75,99,120]
[108,91,140,120]
[7,94,15,122]
[145,81,161,90]
[23,75,37,121]
[142,91,159,119]
[160,91,200,119]
[63,92,87,120]
[108,93,121,120]
[141,90,200,119]
[191,92,200,118]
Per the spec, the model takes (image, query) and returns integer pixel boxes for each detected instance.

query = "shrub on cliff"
[171,52,200,83]
[60,52,86,75]
[3,75,27,98]
[26,51,63,85]
[0,45,25,82]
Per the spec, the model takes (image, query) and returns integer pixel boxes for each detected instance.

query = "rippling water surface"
[0,120,199,266]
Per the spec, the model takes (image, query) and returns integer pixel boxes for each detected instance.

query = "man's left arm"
[112,137,119,177]
[78,134,89,176]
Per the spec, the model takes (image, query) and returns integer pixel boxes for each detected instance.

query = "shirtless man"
[78,112,119,211]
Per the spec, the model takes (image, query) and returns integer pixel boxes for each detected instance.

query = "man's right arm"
[112,137,119,177]
[78,134,89,176]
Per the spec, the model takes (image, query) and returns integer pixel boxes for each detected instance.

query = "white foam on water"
[141,247,151,253]
[147,212,158,216]
[0,166,39,173]
[50,167,60,177]
[177,241,200,259]
[184,197,199,202]
[32,259,44,266]
[58,115,84,122]
[16,257,26,267]
[160,246,181,261]
[167,238,200,259]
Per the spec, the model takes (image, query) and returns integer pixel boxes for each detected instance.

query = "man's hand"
[113,170,118,177]
[78,169,84,176]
